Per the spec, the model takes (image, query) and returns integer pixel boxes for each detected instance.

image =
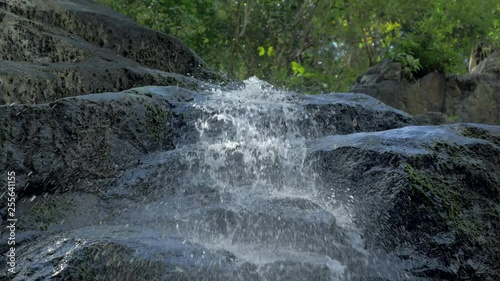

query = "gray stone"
[351,58,500,125]
[470,50,500,78]
[310,124,500,280]
[0,0,222,105]
[1,84,499,280]
[0,86,416,281]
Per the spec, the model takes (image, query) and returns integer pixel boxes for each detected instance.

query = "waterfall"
[109,77,413,280]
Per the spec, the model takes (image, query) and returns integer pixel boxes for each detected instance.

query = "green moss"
[20,196,75,231]
[460,126,498,144]
[145,104,169,143]
[447,115,460,122]
[405,163,487,244]
[0,116,12,148]
[430,141,466,158]
[405,164,432,204]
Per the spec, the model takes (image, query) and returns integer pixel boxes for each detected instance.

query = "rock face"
[1,1,499,280]
[470,50,500,77]
[0,81,414,281]
[0,82,413,198]
[351,54,500,125]
[1,78,499,281]
[310,124,500,280]
[469,44,500,76]
[0,86,200,197]
[0,0,220,105]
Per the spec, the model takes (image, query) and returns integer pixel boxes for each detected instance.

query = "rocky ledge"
[0,0,499,280]
[351,57,500,125]
[311,124,500,280]
[0,0,221,105]
[0,84,499,280]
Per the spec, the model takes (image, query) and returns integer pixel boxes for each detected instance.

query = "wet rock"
[0,83,415,281]
[1,79,498,280]
[310,124,500,280]
[0,86,200,197]
[0,85,412,198]
[6,225,243,281]
[0,0,222,105]
[299,93,413,136]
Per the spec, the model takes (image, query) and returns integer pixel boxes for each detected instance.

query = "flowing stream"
[104,78,413,280]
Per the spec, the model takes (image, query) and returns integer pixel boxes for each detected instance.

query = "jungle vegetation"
[98,0,500,92]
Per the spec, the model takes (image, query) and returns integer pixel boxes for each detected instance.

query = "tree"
[98,0,500,92]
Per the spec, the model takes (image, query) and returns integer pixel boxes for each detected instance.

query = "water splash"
[124,77,412,280]
[162,77,361,279]
[187,77,313,196]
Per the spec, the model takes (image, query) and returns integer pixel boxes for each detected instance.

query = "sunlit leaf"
[258,46,265,56]
[291,61,305,76]
[267,46,275,56]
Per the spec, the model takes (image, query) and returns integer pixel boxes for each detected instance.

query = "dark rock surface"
[0,83,420,281]
[0,1,499,280]
[0,85,412,197]
[9,225,250,281]
[0,86,200,197]
[310,124,500,280]
[412,111,450,126]
[351,55,500,125]
[1,80,499,280]
[0,0,221,105]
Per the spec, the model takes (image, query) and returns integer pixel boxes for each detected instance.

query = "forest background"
[98,0,500,93]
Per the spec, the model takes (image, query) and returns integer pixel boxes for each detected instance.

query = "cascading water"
[113,77,415,281]
[189,78,313,198]
[169,78,351,280]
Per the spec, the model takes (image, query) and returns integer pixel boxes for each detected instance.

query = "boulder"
[1,0,499,279]
[0,84,412,198]
[470,50,500,77]
[412,111,450,125]
[349,59,408,112]
[0,0,221,105]
[0,86,200,197]
[352,59,403,85]
[8,225,252,281]
[351,56,500,125]
[444,74,500,124]
[0,84,416,281]
[310,124,500,280]
[1,81,499,280]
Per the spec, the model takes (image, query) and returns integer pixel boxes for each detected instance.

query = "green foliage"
[389,51,422,80]
[448,115,460,123]
[258,46,266,56]
[291,61,305,76]
[267,46,275,57]
[391,33,461,77]
[392,0,500,76]
[257,46,275,57]
[98,0,500,93]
